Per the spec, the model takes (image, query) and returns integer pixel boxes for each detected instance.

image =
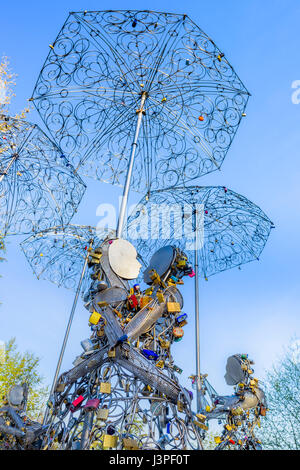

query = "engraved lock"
[100,382,111,394]
[103,434,117,448]
[167,302,181,313]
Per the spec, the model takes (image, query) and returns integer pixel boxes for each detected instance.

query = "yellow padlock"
[156,291,165,304]
[108,348,116,358]
[89,311,101,325]
[177,400,184,412]
[97,408,109,421]
[103,434,117,448]
[100,382,111,394]
[123,438,139,450]
[155,360,164,369]
[167,302,181,313]
[194,421,208,431]
[196,413,206,422]
[214,436,222,444]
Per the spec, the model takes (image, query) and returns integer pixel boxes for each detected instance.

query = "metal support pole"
[0,154,18,183]
[116,92,147,238]
[194,209,201,412]
[43,242,93,424]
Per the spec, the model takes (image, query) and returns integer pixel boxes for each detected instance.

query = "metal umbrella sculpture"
[22,232,205,450]
[0,116,86,236]
[30,9,250,237]
[125,186,274,412]
[20,224,114,421]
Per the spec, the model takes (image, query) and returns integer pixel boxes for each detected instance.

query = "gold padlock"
[194,420,208,431]
[97,408,109,421]
[214,436,222,444]
[103,434,117,448]
[123,438,139,450]
[167,302,181,313]
[155,360,164,369]
[108,348,116,358]
[140,296,152,309]
[89,311,101,325]
[196,413,206,423]
[156,291,165,304]
[177,400,184,412]
[97,327,105,337]
[159,339,170,349]
[100,382,111,394]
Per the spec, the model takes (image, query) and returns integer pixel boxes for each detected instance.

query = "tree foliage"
[0,338,48,422]
[258,340,300,450]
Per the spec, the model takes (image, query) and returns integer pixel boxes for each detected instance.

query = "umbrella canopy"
[125,186,274,280]
[31,10,250,192]
[0,116,86,235]
[20,224,114,292]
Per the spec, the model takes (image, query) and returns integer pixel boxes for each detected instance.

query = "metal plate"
[8,385,24,406]
[143,246,176,284]
[224,355,246,386]
[108,239,142,280]
[96,286,128,306]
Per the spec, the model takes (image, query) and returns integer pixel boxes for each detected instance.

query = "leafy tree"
[0,338,48,422]
[258,340,300,450]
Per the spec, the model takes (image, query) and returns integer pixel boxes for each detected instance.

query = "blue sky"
[1,0,300,401]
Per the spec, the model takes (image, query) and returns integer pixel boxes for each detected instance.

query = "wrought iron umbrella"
[125,186,274,410]
[0,116,86,236]
[31,9,250,237]
[20,224,113,420]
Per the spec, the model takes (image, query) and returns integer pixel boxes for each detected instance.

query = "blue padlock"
[141,349,158,361]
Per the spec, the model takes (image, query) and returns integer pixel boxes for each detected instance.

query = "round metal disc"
[224,355,246,386]
[108,239,141,280]
[143,246,176,284]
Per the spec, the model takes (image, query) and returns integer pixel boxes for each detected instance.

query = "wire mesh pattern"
[126,186,274,279]
[43,358,202,450]
[20,224,115,291]
[0,117,86,236]
[31,10,250,192]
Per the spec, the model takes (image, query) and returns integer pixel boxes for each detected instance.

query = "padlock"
[194,420,208,431]
[155,360,164,369]
[97,301,108,308]
[103,434,117,448]
[141,349,158,361]
[97,408,109,421]
[140,296,152,309]
[70,395,84,412]
[100,382,111,394]
[167,302,181,313]
[81,338,94,352]
[173,365,183,374]
[84,398,100,411]
[97,327,105,338]
[89,311,101,325]
[156,291,165,304]
[123,438,139,450]
[196,413,206,423]
[55,382,66,393]
[214,436,222,444]
[177,400,184,412]
[159,339,170,349]
[173,327,184,338]
[225,424,232,431]
[108,348,116,358]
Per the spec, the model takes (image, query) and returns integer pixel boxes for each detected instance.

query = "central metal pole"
[43,241,93,424]
[194,209,201,412]
[116,92,147,239]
